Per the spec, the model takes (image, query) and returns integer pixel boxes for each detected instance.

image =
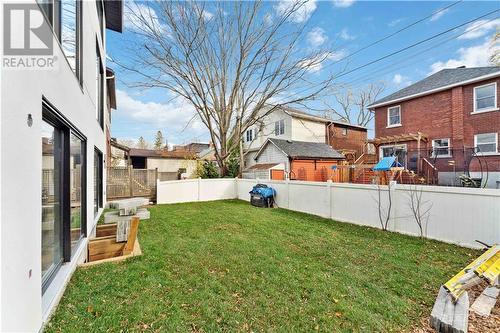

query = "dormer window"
[275,119,285,135]
[473,83,497,113]
[387,106,401,127]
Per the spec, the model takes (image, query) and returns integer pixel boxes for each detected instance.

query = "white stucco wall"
[146,158,197,178]
[0,1,109,331]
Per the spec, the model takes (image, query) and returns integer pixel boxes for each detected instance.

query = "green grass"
[46,200,477,333]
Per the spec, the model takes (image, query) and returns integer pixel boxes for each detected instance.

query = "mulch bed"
[413,282,499,333]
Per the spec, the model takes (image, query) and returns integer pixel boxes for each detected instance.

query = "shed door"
[270,169,285,180]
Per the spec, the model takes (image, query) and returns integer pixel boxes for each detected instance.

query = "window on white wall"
[474,83,497,113]
[474,133,498,154]
[246,129,253,142]
[387,106,401,127]
[275,119,285,135]
[432,138,451,157]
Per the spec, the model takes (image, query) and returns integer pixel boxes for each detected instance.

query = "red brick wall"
[327,124,367,158]
[373,77,500,172]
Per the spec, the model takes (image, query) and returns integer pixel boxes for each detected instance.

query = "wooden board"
[95,223,117,237]
[81,239,142,267]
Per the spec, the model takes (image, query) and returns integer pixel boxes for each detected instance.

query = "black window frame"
[42,99,87,293]
[94,148,103,217]
[96,41,104,129]
[96,0,104,41]
[37,0,83,85]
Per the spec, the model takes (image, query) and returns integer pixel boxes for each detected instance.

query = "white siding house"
[243,106,328,168]
[0,1,122,331]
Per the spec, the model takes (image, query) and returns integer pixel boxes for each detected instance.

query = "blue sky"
[106,0,499,145]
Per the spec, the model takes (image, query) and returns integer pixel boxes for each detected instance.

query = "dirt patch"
[414,283,499,333]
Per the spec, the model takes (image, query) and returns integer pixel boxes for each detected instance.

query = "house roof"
[369,66,500,108]
[173,142,210,153]
[110,138,130,152]
[104,0,123,33]
[245,163,281,171]
[256,138,344,160]
[277,105,367,130]
[129,148,196,159]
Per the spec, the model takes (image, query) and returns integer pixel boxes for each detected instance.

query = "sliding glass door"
[42,102,86,291]
[41,120,64,287]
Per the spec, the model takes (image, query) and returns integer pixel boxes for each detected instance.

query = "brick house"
[243,105,367,173]
[368,66,500,187]
[326,122,368,162]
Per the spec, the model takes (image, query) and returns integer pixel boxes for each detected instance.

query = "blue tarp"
[249,184,276,198]
[373,156,402,171]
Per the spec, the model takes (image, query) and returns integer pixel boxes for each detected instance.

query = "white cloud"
[332,0,356,8]
[392,74,412,87]
[388,18,404,27]
[115,90,207,142]
[298,55,325,73]
[458,19,500,40]
[307,27,327,47]
[124,2,166,33]
[275,0,317,23]
[430,8,449,22]
[327,49,348,61]
[338,28,355,41]
[429,39,498,74]
[202,10,213,21]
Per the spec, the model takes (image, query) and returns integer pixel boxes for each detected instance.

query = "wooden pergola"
[368,132,428,146]
[368,132,428,173]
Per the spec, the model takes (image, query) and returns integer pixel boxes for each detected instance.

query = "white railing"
[157,178,500,249]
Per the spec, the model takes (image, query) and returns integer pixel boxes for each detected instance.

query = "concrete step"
[104,208,150,224]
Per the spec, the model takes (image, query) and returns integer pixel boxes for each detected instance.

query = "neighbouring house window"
[432,138,451,157]
[246,129,253,142]
[474,133,498,154]
[380,145,407,168]
[275,119,285,135]
[387,106,401,126]
[474,83,497,112]
[94,148,103,216]
[42,102,87,292]
[37,0,82,82]
[96,43,104,128]
[342,128,348,136]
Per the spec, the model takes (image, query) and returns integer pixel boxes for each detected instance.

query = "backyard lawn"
[47,200,477,332]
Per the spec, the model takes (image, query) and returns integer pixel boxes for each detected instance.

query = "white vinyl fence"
[157,178,500,248]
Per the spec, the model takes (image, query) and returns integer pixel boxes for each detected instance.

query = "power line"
[331,8,499,80]
[330,0,464,66]
[343,16,499,88]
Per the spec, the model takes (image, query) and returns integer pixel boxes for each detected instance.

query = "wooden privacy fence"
[107,167,157,200]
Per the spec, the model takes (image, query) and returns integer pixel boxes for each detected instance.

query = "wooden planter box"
[83,217,141,266]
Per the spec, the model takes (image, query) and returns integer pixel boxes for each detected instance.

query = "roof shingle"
[369,66,500,107]
[264,138,344,159]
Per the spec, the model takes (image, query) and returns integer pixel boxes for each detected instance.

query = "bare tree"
[405,176,432,238]
[490,28,500,66]
[119,1,334,175]
[374,183,392,231]
[324,83,385,127]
